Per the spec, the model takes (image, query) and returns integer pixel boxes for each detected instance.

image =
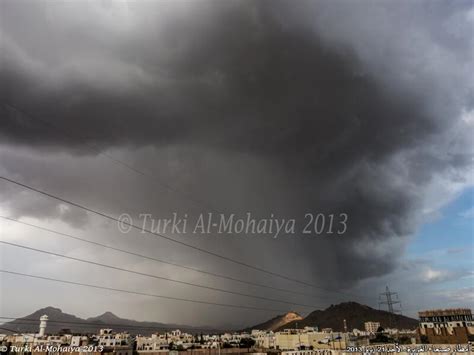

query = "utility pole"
[379,286,402,328]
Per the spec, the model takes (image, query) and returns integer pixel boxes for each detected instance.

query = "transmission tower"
[379,285,401,313]
[379,286,402,328]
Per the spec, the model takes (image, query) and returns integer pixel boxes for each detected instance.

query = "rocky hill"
[244,311,303,331]
[279,302,418,331]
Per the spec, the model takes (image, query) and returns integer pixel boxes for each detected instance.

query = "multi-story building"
[418,308,474,344]
[96,328,134,355]
[275,328,347,350]
[98,329,117,347]
[251,330,275,348]
[419,309,473,329]
[136,333,169,351]
[220,332,246,347]
[364,322,380,334]
[70,335,89,347]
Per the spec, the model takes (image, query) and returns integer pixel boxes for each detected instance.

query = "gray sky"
[0,0,473,328]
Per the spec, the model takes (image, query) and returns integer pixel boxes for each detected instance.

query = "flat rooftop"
[418,309,472,317]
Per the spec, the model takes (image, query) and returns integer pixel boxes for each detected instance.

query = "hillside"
[279,302,418,331]
[1,307,219,335]
[244,312,303,331]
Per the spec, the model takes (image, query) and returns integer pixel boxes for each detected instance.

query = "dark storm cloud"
[0,1,444,158]
[0,0,473,296]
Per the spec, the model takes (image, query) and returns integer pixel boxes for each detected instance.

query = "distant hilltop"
[243,311,303,332]
[1,307,220,335]
[246,302,418,332]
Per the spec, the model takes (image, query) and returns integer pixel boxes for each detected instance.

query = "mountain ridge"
[1,307,220,335]
[276,302,418,331]
[1,302,419,336]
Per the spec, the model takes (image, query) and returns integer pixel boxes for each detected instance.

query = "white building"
[136,333,169,351]
[39,315,48,337]
[97,329,132,347]
[251,330,276,348]
[70,335,89,347]
[364,321,380,334]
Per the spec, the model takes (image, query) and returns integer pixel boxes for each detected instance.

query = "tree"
[397,336,411,345]
[239,338,256,348]
[370,326,395,344]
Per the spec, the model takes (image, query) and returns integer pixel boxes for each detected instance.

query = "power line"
[0,269,292,313]
[2,103,375,303]
[0,216,341,301]
[0,175,372,302]
[0,240,318,309]
[3,103,215,212]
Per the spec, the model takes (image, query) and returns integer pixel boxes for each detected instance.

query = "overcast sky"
[1,0,473,329]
